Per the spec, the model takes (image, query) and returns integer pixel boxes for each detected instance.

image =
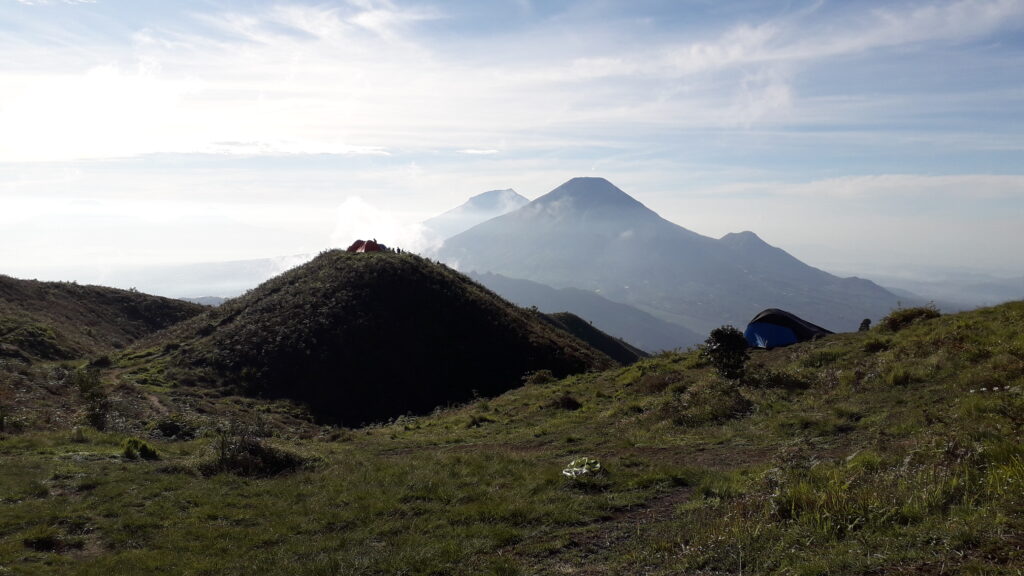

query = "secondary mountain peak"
[719,230,770,248]
[422,188,529,241]
[463,188,528,212]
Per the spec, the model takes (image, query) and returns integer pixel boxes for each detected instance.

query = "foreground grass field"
[2,302,1023,574]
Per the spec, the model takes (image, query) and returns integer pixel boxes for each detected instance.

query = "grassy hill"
[540,311,648,366]
[124,250,616,425]
[0,275,205,360]
[1,297,1022,574]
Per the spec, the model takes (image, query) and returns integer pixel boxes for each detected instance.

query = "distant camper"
[744,308,833,349]
[346,239,386,253]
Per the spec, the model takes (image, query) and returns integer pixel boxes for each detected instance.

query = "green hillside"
[1,298,1022,575]
[0,275,205,360]
[541,311,648,366]
[124,250,616,425]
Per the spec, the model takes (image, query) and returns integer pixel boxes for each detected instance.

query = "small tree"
[701,325,749,380]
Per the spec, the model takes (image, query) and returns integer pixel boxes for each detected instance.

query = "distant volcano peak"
[464,189,527,211]
[533,177,652,214]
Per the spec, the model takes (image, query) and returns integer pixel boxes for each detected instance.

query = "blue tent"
[745,309,833,349]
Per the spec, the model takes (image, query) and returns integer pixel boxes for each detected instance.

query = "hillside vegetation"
[0,275,204,360]
[540,311,648,366]
[126,250,616,425]
[1,296,1021,574]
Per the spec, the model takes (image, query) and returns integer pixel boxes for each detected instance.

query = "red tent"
[346,239,384,253]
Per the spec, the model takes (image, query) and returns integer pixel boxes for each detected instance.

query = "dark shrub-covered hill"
[540,312,648,365]
[0,275,205,360]
[150,250,616,424]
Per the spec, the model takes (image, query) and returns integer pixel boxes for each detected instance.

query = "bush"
[700,325,750,380]
[885,366,915,387]
[742,367,811,390]
[151,414,199,439]
[879,304,940,332]
[198,420,305,477]
[522,369,556,385]
[465,414,495,428]
[551,394,582,410]
[71,368,110,431]
[673,378,752,426]
[636,372,678,394]
[122,437,160,460]
[862,337,891,353]
[88,355,112,368]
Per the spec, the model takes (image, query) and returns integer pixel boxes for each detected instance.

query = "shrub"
[88,355,112,368]
[674,378,752,426]
[22,527,61,552]
[198,420,306,477]
[151,414,199,439]
[466,414,495,428]
[700,325,749,380]
[522,369,556,385]
[862,337,892,353]
[551,394,582,410]
[122,437,160,460]
[801,349,843,368]
[742,367,811,390]
[636,372,678,394]
[885,366,915,387]
[879,304,940,332]
[71,368,110,431]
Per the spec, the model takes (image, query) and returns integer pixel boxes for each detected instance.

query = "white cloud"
[2,0,1022,162]
[330,196,434,253]
[0,0,1021,282]
[651,172,1024,273]
[688,174,1024,200]
[15,0,96,5]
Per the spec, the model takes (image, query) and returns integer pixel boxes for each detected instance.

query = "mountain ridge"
[470,271,702,352]
[0,274,205,360]
[439,177,903,334]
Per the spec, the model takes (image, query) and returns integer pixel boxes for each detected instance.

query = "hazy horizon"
[2,0,1023,286]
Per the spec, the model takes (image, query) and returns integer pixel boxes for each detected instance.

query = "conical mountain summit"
[438,177,902,334]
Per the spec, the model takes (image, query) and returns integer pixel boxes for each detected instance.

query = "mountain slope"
[5,293,1023,575]
[0,274,205,360]
[540,312,648,365]
[471,272,702,352]
[145,250,616,424]
[422,188,530,243]
[439,177,901,334]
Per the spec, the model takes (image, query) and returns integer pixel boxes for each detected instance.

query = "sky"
[1,0,1023,288]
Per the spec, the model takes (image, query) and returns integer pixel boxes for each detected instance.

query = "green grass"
[1,301,1023,574]
[0,274,204,360]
